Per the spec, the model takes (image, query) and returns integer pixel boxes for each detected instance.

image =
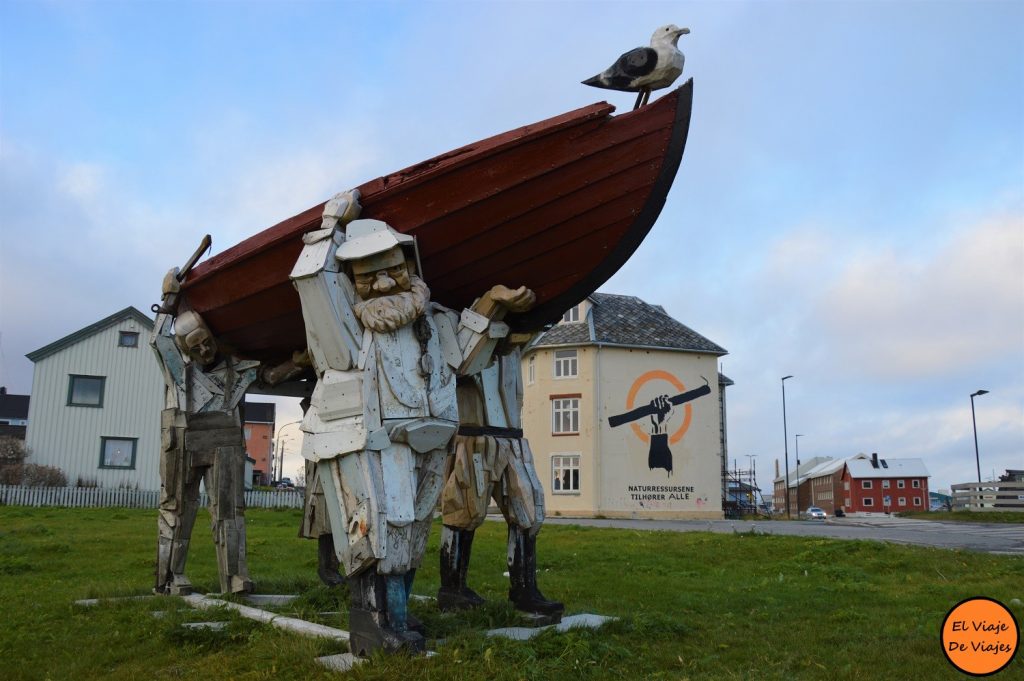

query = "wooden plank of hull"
[181,80,692,359]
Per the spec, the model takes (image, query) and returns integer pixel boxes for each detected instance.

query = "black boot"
[438,525,486,611]
[348,571,425,656]
[508,526,564,619]
[317,534,345,587]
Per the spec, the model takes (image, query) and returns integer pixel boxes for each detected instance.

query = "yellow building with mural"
[522,294,730,520]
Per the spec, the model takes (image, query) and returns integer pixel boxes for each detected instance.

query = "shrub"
[1,463,68,487]
[0,436,28,467]
[21,464,67,487]
[76,477,98,488]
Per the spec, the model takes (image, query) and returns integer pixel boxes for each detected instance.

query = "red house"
[840,453,929,515]
[242,401,276,486]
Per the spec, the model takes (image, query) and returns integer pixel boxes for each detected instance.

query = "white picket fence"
[0,485,303,509]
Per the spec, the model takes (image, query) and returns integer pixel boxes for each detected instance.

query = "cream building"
[522,293,730,520]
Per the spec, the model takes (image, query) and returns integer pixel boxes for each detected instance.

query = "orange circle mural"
[941,597,1019,676]
[625,370,693,445]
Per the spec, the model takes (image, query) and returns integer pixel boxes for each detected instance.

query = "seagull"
[582,24,690,110]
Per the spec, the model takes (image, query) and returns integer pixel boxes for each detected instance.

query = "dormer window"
[561,305,580,323]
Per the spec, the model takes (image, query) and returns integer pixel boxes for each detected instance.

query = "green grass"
[896,510,1024,524]
[1,507,1021,680]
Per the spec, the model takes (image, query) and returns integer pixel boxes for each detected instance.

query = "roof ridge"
[26,306,154,362]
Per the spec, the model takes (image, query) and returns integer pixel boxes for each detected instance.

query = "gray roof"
[847,457,929,479]
[27,307,154,362]
[531,293,726,355]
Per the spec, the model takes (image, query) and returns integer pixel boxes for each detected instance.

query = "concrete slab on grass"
[182,621,228,631]
[243,594,299,606]
[317,653,366,672]
[487,613,617,641]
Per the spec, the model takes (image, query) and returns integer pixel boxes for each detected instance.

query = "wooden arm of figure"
[260,349,312,387]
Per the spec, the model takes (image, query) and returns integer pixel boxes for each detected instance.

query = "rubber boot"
[402,569,426,635]
[507,526,564,618]
[437,525,486,611]
[348,571,425,657]
[317,534,345,587]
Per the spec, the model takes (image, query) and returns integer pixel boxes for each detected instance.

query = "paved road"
[543,515,1024,556]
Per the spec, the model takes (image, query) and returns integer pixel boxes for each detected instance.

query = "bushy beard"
[353,276,430,333]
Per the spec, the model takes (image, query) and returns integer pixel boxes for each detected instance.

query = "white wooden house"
[25,307,165,489]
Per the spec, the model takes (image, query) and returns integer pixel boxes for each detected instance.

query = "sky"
[1,1,1021,492]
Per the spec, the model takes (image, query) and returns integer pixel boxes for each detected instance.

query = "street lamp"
[970,390,989,486]
[781,375,794,519]
[794,434,804,519]
[273,420,302,483]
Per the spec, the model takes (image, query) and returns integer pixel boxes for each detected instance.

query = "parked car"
[274,478,294,489]
[805,506,827,520]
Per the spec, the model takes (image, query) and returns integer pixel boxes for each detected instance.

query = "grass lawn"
[1,507,1021,680]
[896,510,1024,524]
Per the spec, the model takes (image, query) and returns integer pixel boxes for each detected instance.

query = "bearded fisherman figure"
[151,293,304,595]
[291,189,534,655]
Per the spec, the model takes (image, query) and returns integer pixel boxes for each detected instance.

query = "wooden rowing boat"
[182,80,693,363]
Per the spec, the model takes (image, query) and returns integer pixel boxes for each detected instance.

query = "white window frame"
[861,480,873,489]
[912,496,922,506]
[843,481,850,491]
[897,480,905,489]
[527,355,535,385]
[882,480,890,489]
[551,397,580,435]
[551,453,581,494]
[863,497,874,507]
[912,480,921,488]
[898,497,907,506]
[553,349,578,379]
[561,305,580,323]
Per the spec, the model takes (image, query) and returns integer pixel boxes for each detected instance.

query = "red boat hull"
[183,80,693,363]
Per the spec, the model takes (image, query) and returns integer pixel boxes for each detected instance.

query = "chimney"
[871,452,879,469]
[775,459,779,477]
[0,386,6,395]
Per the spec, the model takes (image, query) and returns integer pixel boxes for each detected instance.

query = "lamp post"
[273,420,301,483]
[970,390,989,486]
[781,375,794,519]
[794,434,804,518]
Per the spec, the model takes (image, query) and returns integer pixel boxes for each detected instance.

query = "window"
[882,480,890,489]
[897,480,905,489]
[912,497,922,506]
[553,349,578,378]
[118,331,139,348]
[844,497,851,507]
[861,480,873,489]
[527,355,535,384]
[898,497,907,506]
[912,480,921,488]
[551,397,580,434]
[68,375,105,407]
[843,481,850,491]
[863,497,874,507]
[552,454,580,493]
[100,437,137,469]
[561,305,580,323]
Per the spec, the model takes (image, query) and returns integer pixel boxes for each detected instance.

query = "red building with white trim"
[840,453,929,514]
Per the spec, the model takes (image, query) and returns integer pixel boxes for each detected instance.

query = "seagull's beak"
[677,27,690,36]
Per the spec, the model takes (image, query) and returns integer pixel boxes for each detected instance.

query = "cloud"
[816,210,1024,379]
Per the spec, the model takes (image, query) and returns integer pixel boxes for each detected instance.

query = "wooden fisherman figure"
[151,271,303,595]
[291,189,533,655]
[298,432,344,587]
[439,342,564,620]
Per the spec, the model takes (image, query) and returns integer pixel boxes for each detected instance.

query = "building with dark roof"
[522,294,730,519]
[0,387,31,439]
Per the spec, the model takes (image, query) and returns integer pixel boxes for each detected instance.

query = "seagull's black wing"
[583,46,658,90]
